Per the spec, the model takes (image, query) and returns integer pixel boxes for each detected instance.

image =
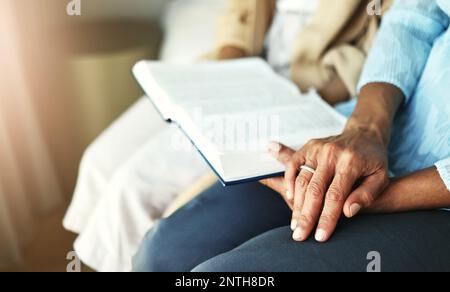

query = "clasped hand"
[261,127,390,242]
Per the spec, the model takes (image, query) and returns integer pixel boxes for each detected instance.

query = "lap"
[132,182,291,272]
[193,211,450,272]
[66,98,207,231]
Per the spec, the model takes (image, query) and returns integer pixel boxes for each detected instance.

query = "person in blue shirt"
[133,0,450,272]
[274,0,450,243]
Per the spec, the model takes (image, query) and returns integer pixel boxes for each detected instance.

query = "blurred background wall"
[84,0,167,19]
[0,0,166,271]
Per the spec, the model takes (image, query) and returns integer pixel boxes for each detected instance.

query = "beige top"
[209,0,392,104]
[265,0,320,78]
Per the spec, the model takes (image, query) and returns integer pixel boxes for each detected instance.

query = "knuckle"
[294,198,304,210]
[342,149,358,162]
[299,214,313,225]
[326,188,344,203]
[361,190,375,205]
[286,160,297,172]
[307,182,324,199]
[319,213,340,225]
[295,175,309,189]
[323,142,339,154]
[335,166,351,177]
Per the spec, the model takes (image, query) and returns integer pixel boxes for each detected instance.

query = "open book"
[133,58,346,185]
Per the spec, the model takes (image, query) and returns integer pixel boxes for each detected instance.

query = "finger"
[315,171,357,242]
[260,177,281,194]
[260,177,284,197]
[293,162,333,241]
[268,141,297,201]
[268,141,295,164]
[261,177,293,210]
[290,169,313,230]
[284,145,318,204]
[290,149,320,231]
[343,171,389,218]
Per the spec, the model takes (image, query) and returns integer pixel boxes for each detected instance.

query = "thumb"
[268,141,295,165]
[260,177,284,194]
[343,172,389,218]
[261,177,294,210]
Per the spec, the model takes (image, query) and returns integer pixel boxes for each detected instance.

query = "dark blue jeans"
[133,182,450,272]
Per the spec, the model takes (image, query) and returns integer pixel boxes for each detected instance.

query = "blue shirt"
[338,0,450,190]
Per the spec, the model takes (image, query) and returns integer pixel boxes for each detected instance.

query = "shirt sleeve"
[436,158,450,192]
[357,0,450,100]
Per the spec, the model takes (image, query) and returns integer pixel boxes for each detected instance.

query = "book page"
[274,93,347,148]
[143,58,301,115]
[133,61,174,120]
[215,92,347,181]
[176,89,346,182]
[180,90,346,153]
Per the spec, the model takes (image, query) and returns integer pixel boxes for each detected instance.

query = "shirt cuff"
[357,76,411,101]
[436,158,450,192]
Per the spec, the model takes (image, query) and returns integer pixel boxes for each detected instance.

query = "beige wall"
[0,0,166,269]
[77,0,169,20]
[4,0,164,197]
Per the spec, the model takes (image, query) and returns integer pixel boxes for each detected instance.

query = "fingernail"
[286,190,293,200]
[350,203,362,217]
[293,228,304,241]
[315,229,327,242]
[267,141,281,153]
[290,219,297,231]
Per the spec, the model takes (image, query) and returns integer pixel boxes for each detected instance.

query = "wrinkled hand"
[264,127,390,242]
[260,142,296,210]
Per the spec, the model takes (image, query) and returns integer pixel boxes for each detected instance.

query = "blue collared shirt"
[339,0,450,191]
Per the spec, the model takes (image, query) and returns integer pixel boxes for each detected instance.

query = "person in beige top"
[211,0,391,104]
